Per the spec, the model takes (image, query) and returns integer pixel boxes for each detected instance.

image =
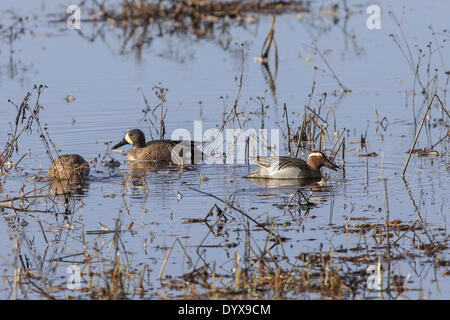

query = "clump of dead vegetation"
[53,0,309,58]
[388,10,450,170]
[1,85,45,175]
[155,195,448,300]
[0,85,86,216]
[90,0,308,25]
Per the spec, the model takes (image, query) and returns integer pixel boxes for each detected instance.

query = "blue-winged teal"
[245,151,339,179]
[48,154,90,181]
[112,129,203,165]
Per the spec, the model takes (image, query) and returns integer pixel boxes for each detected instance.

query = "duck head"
[112,129,146,149]
[306,151,339,171]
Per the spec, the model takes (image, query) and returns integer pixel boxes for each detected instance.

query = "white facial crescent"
[125,133,133,145]
[308,152,323,159]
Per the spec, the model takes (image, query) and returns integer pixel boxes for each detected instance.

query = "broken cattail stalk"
[260,15,276,62]
[402,94,436,177]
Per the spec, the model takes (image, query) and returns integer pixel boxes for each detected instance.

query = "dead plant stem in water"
[402,94,449,177]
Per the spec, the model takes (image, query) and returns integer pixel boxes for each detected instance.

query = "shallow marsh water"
[0,0,448,299]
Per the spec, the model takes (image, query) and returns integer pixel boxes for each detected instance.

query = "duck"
[111,129,204,165]
[48,154,90,181]
[245,151,339,179]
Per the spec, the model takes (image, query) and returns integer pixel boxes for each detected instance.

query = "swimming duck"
[245,151,339,179]
[112,129,204,165]
[48,154,90,181]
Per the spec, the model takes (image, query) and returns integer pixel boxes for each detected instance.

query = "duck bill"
[112,138,128,150]
[324,159,339,171]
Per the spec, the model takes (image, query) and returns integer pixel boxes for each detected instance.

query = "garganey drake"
[245,151,339,179]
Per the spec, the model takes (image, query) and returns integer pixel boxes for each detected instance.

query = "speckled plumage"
[48,154,90,181]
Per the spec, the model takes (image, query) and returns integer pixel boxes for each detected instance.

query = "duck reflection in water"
[50,179,90,196]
